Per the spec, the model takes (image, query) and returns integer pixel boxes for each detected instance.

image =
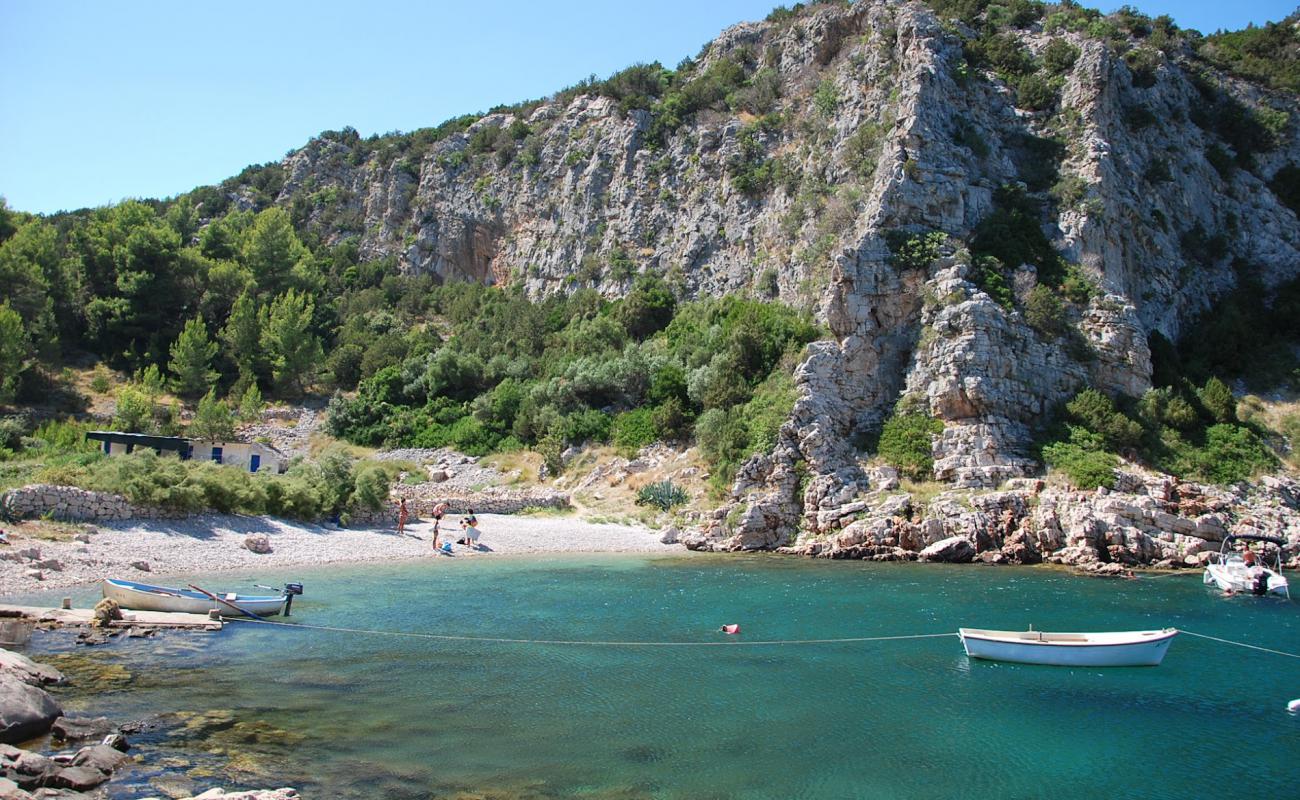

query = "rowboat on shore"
[958,627,1178,667]
[101,579,299,617]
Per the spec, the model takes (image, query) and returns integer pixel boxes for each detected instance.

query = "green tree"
[0,302,29,403]
[113,385,154,432]
[221,292,264,384]
[262,289,323,395]
[168,316,219,398]
[190,389,236,441]
[1198,377,1237,424]
[0,220,59,355]
[241,207,308,297]
[237,381,265,422]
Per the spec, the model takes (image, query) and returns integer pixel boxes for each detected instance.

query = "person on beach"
[431,501,449,549]
[397,498,409,536]
[457,510,481,548]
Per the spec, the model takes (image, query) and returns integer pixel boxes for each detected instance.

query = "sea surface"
[17,555,1300,799]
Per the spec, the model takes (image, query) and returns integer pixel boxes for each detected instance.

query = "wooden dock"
[0,604,223,631]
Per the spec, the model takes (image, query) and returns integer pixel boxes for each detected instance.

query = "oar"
[187,583,262,620]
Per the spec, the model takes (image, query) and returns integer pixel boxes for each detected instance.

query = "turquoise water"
[21,556,1300,799]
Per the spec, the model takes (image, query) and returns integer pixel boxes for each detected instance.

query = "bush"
[1065,389,1143,451]
[1198,424,1276,483]
[1025,285,1067,338]
[887,231,945,272]
[1043,39,1080,75]
[1042,427,1117,490]
[1016,74,1056,111]
[877,412,943,481]
[612,407,657,454]
[636,480,688,511]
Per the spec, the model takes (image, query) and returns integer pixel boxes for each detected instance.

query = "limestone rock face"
[211,1,1299,549]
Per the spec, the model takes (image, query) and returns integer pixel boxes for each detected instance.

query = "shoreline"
[0,512,685,597]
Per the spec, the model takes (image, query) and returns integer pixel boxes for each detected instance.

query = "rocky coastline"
[686,468,1300,575]
[0,643,295,800]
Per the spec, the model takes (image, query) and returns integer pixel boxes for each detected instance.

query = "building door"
[212,447,223,464]
[250,454,260,473]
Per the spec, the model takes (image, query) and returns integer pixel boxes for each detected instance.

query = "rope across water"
[227,617,956,647]
[227,618,1300,659]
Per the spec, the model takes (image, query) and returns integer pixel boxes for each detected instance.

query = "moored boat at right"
[958,627,1178,667]
[1203,534,1290,599]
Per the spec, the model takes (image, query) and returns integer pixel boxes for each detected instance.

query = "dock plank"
[0,604,222,630]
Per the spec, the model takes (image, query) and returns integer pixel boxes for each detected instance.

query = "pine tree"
[241,207,307,297]
[191,388,235,441]
[0,302,29,403]
[262,289,322,396]
[221,292,262,384]
[168,316,218,398]
[237,381,264,422]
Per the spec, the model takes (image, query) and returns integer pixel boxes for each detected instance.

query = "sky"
[1,0,1296,215]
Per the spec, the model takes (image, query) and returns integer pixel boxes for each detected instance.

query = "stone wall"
[346,488,570,527]
[0,485,189,523]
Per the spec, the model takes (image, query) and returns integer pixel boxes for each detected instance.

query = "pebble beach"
[0,512,685,597]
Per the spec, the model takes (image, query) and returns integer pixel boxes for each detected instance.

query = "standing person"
[397,498,409,536]
[431,501,449,549]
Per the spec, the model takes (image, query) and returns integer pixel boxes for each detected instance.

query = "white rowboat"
[958,627,1178,666]
[102,579,290,617]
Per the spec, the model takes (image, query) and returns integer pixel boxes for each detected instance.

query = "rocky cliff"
[222,0,1300,553]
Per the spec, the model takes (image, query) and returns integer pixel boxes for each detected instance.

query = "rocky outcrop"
[768,471,1300,570]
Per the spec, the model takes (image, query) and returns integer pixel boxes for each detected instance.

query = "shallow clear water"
[21,555,1300,799]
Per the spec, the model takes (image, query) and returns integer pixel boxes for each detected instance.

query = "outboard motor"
[283,582,304,616]
[1252,572,1269,596]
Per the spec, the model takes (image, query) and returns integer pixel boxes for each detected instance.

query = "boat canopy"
[1223,533,1287,547]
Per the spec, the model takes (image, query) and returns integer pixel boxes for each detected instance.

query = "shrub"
[1065,389,1143,451]
[1197,377,1236,424]
[1042,39,1080,75]
[612,407,657,454]
[877,412,942,481]
[1042,427,1118,490]
[887,231,946,272]
[636,480,688,511]
[1016,74,1056,111]
[1025,285,1067,338]
[1198,424,1276,483]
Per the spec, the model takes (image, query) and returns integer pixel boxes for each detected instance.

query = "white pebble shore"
[0,512,686,597]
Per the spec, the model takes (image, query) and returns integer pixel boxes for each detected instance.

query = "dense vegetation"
[0,420,404,522]
[325,281,820,489]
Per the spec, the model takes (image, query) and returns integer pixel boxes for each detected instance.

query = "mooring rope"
[1178,629,1300,660]
[226,617,956,648]
[225,619,1300,659]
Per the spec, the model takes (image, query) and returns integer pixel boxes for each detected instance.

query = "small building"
[187,440,287,474]
[86,431,287,474]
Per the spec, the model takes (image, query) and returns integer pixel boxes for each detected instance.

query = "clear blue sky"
[1,0,1294,215]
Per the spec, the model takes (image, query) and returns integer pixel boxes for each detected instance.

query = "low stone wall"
[0,484,189,523]
[347,488,571,527]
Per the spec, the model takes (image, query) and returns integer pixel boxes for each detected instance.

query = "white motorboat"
[958,627,1178,666]
[1203,534,1290,599]
[102,579,302,617]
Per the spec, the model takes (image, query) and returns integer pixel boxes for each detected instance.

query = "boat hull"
[959,628,1177,667]
[102,579,287,617]
[1203,564,1289,597]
